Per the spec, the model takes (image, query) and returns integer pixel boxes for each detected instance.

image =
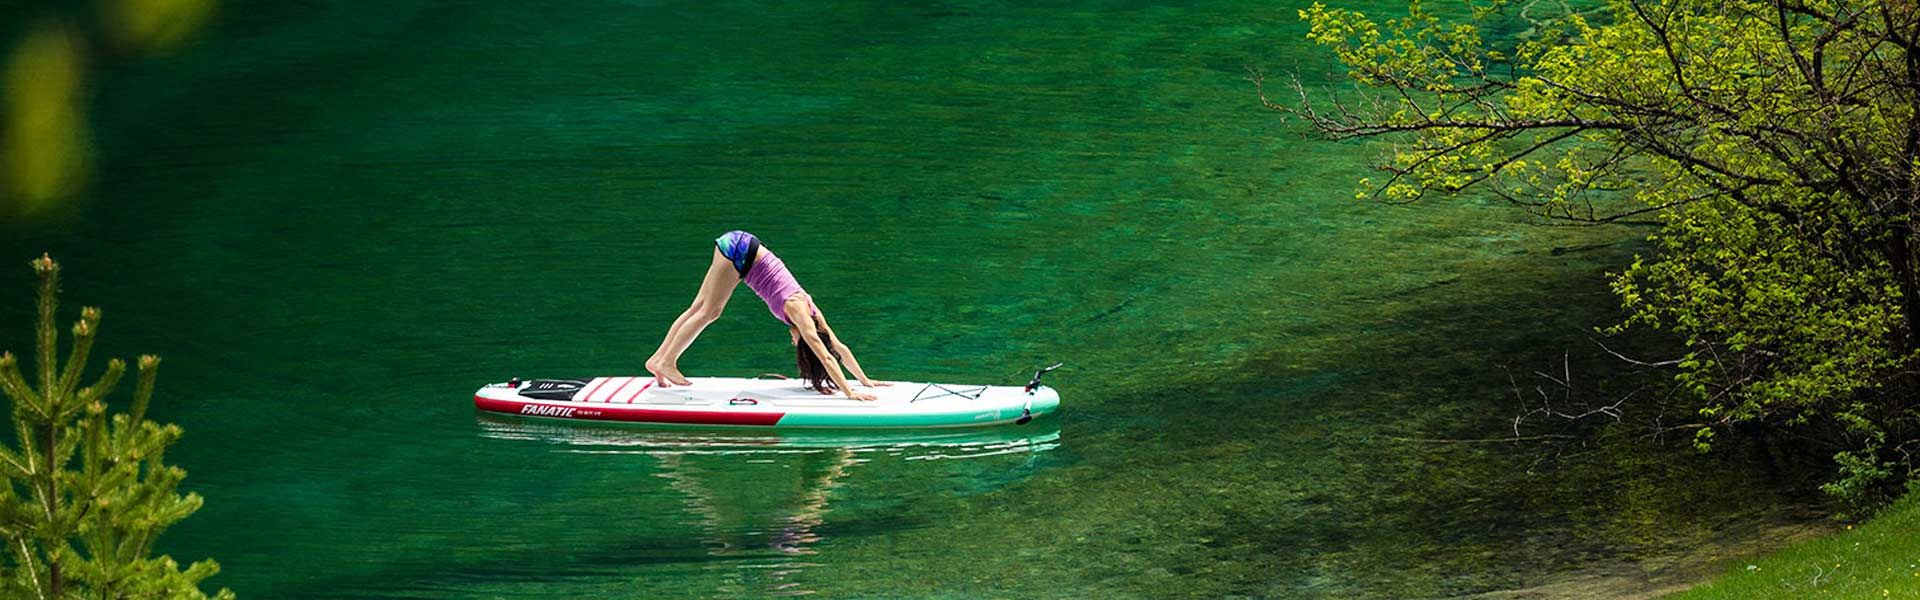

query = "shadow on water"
[851,242,1827,599]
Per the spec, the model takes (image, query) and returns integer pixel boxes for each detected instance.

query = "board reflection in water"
[474,416,1063,597]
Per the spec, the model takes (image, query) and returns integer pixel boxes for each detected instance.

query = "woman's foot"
[647,358,693,386]
[645,359,673,386]
[663,366,691,386]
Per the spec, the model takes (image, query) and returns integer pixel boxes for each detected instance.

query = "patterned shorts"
[715,230,762,277]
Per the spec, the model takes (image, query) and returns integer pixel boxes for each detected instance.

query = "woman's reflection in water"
[652,448,858,596]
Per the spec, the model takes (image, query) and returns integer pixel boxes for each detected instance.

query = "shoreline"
[1457,518,1836,600]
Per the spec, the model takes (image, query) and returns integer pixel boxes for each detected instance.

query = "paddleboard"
[473,375,1061,429]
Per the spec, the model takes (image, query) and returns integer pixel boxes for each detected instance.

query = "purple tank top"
[744,250,814,325]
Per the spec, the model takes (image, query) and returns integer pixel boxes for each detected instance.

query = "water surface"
[0,1,1814,597]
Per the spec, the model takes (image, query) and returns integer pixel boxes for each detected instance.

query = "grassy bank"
[1670,493,1920,599]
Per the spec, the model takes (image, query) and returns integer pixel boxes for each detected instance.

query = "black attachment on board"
[508,377,521,389]
[1015,362,1063,425]
[517,378,591,401]
[1023,362,1064,393]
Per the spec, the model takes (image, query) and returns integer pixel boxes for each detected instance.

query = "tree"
[1264,0,1920,503]
[0,254,231,598]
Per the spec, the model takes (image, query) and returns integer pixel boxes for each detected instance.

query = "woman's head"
[794,325,843,394]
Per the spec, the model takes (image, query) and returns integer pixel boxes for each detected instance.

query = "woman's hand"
[847,390,878,401]
[861,379,892,387]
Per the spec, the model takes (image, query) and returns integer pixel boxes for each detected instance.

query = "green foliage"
[1279,0,1920,504]
[1823,441,1897,511]
[0,255,231,599]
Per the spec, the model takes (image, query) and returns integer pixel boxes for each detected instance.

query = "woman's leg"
[647,249,739,385]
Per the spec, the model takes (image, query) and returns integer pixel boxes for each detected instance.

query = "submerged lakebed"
[0,0,1823,597]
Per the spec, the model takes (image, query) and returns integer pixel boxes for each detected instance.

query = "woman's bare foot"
[645,358,691,386]
[663,364,693,386]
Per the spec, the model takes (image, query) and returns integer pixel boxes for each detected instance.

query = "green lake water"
[0,1,1822,597]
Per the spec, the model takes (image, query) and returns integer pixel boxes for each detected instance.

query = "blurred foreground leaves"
[1,0,217,218]
[1,24,88,215]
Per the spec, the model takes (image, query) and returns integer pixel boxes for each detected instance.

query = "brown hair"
[795,325,844,394]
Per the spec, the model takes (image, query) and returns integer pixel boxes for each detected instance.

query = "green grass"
[1671,494,1920,599]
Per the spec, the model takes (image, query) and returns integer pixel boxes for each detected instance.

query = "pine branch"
[0,256,227,598]
[131,356,158,425]
[52,308,100,406]
[31,255,56,407]
[0,354,38,413]
[70,359,124,423]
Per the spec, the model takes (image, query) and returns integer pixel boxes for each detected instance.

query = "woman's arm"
[815,314,882,386]
[790,302,875,400]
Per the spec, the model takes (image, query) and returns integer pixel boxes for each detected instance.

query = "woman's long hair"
[796,325,844,394]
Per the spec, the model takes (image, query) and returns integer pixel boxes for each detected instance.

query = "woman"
[645,231,883,401]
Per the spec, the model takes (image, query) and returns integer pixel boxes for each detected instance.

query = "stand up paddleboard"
[473,365,1062,429]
